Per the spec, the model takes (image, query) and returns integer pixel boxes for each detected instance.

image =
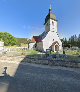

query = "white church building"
[30,5,62,52]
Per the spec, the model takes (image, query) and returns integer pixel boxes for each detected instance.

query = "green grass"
[18,50,40,56]
[51,51,56,55]
[25,50,39,55]
[65,51,80,56]
[4,46,80,62]
[5,45,18,48]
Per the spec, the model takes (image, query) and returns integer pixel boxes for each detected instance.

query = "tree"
[63,34,80,48]
[78,34,80,48]
[0,32,18,46]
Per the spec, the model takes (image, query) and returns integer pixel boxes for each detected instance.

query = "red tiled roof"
[32,36,42,42]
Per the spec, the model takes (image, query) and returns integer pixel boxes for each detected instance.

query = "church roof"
[32,31,47,43]
[44,13,56,24]
[32,36,42,43]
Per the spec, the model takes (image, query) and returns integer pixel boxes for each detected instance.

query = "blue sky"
[0,0,80,39]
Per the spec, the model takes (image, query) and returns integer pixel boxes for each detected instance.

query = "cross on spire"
[49,0,52,13]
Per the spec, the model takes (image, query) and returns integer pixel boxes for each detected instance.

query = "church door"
[55,45,59,51]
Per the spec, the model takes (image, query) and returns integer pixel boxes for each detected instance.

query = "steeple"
[49,4,52,13]
[44,3,56,25]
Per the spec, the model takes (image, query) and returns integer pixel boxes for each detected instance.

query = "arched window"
[52,21,54,26]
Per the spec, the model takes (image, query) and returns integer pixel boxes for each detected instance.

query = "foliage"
[0,32,32,46]
[0,32,18,46]
[16,38,31,44]
[63,34,80,48]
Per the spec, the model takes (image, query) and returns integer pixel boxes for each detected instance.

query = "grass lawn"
[25,50,39,55]
[4,46,80,62]
[65,50,80,56]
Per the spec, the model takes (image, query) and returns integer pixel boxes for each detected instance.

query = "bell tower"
[44,4,58,33]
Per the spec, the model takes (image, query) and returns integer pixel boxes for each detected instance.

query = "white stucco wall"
[50,19,58,32]
[45,19,58,33]
[36,42,43,51]
[29,43,36,50]
[42,31,62,51]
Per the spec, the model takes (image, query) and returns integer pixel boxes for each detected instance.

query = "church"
[30,5,62,52]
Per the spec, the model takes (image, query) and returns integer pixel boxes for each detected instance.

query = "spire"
[44,0,56,25]
[50,4,52,10]
[49,1,52,13]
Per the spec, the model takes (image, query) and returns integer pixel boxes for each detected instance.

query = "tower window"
[52,21,54,26]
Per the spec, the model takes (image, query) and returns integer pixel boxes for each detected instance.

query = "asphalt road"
[0,61,80,92]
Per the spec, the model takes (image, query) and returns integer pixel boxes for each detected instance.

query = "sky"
[0,0,80,39]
